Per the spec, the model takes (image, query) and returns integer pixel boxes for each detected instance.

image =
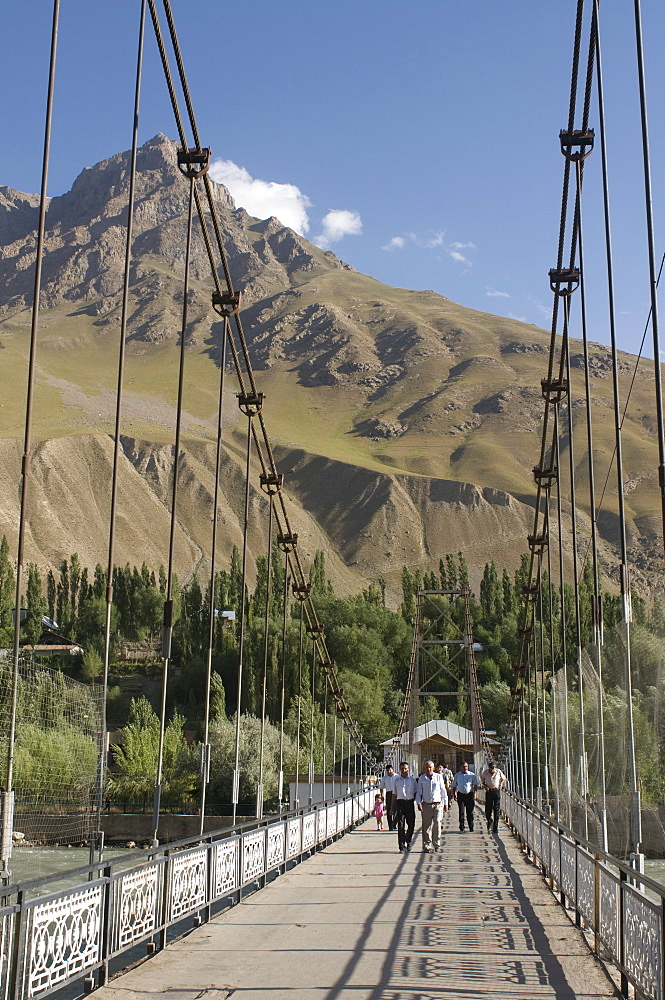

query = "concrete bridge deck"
[95,811,619,1000]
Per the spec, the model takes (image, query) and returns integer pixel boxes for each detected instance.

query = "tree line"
[2,534,664,804]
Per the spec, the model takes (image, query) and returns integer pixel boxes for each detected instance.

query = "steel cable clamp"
[559,128,594,162]
[177,146,211,178]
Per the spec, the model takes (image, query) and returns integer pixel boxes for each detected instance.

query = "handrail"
[0,787,374,1000]
[502,788,663,1000]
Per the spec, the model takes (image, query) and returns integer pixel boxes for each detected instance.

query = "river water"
[8,845,145,890]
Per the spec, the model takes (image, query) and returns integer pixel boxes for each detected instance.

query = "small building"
[21,623,83,658]
[381,719,499,773]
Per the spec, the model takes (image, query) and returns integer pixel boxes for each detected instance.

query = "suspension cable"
[152,164,199,847]
[594,0,641,856]
[231,397,261,825]
[96,0,148,863]
[632,0,665,546]
[199,319,228,835]
[144,0,376,770]
[3,0,61,887]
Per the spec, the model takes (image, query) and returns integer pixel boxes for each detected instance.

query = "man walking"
[392,761,417,852]
[416,760,446,852]
[436,762,453,812]
[481,759,506,833]
[380,764,397,831]
[452,760,480,832]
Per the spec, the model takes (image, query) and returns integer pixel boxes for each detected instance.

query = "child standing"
[374,792,385,830]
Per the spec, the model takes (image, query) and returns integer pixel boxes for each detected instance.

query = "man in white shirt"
[435,763,453,811]
[481,760,506,833]
[379,765,396,831]
[416,760,447,852]
[391,761,417,852]
[452,760,480,832]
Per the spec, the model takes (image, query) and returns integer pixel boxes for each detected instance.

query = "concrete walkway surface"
[94,810,620,1000]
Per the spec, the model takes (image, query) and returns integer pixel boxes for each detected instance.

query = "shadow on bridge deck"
[94,812,620,1000]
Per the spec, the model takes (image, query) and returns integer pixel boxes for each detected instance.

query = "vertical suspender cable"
[97,0,147,862]
[594,0,641,859]
[533,632,542,809]
[152,171,196,847]
[294,597,305,808]
[562,292,588,840]
[2,0,61,885]
[322,673,328,802]
[308,637,316,805]
[575,148,608,850]
[537,553,549,808]
[231,408,256,826]
[199,320,228,836]
[545,504,558,819]
[554,409,572,825]
[332,704,338,798]
[632,0,665,545]
[278,551,290,808]
[257,494,274,819]
[527,654,534,803]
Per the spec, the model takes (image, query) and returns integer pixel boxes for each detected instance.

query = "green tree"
[81,647,103,681]
[25,563,46,647]
[109,696,196,804]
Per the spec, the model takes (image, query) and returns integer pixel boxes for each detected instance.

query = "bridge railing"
[503,789,663,1000]
[0,788,375,1000]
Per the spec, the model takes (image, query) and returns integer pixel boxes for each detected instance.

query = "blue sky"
[2,1,664,358]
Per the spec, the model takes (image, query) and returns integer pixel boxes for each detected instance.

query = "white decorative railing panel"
[326,805,337,839]
[623,885,663,1000]
[113,864,161,952]
[316,808,326,844]
[302,811,316,852]
[560,838,576,903]
[266,823,285,871]
[550,826,561,887]
[168,849,207,922]
[286,817,301,858]
[576,849,595,927]
[27,884,102,998]
[1,911,14,1000]
[598,866,619,959]
[241,830,265,885]
[213,837,239,898]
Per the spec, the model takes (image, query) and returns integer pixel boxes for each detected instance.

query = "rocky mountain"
[0,134,661,599]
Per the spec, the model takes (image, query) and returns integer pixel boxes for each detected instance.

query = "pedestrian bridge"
[2,790,637,1000]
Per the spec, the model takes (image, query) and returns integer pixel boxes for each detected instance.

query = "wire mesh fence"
[0,657,103,846]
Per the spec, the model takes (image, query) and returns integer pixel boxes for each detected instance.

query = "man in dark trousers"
[380,764,397,831]
[481,759,506,833]
[452,760,480,832]
[391,761,417,852]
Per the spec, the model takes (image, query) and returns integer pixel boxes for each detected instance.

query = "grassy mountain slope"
[0,135,661,598]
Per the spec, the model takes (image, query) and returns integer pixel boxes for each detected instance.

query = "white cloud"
[315,209,363,249]
[379,228,475,267]
[526,295,551,318]
[486,287,510,298]
[382,235,406,250]
[209,158,312,234]
[508,312,528,323]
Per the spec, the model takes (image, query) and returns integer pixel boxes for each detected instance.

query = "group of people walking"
[375,758,505,853]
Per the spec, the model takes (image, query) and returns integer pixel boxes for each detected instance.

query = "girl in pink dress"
[374,793,385,830]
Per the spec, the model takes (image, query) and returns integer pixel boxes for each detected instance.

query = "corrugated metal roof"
[381,719,474,747]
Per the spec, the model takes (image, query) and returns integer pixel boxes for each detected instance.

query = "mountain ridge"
[0,134,661,599]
